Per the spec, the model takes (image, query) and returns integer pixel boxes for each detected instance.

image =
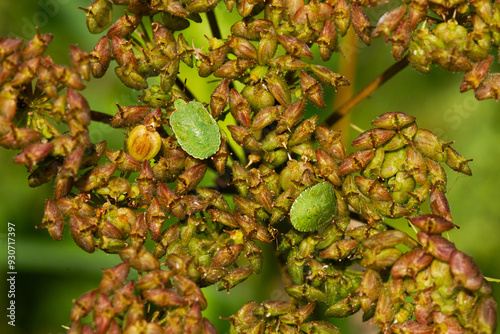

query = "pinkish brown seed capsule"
[390,248,433,279]
[417,232,456,261]
[352,5,371,45]
[409,214,456,234]
[449,249,483,291]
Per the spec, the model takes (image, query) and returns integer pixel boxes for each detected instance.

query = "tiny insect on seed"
[127,125,162,162]
[290,182,337,232]
[170,99,221,160]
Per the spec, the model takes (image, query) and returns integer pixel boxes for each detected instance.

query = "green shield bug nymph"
[170,99,221,159]
[290,182,337,232]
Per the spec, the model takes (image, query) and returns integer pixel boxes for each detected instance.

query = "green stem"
[324,55,409,128]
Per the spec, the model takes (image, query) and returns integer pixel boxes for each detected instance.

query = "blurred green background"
[1,1,500,333]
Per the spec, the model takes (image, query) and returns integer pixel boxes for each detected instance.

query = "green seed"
[170,99,221,159]
[290,182,337,232]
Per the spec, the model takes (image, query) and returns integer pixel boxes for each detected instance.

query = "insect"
[127,125,162,162]
[290,182,337,232]
[170,99,221,159]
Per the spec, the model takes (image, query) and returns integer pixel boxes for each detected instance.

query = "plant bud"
[352,129,395,149]
[460,54,493,92]
[233,193,269,222]
[37,61,58,99]
[210,79,229,119]
[37,198,65,241]
[418,232,456,261]
[197,44,229,78]
[0,52,20,87]
[363,229,415,250]
[142,288,186,308]
[211,244,244,267]
[214,58,255,79]
[236,213,271,243]
[429,187,452,221]
[0,37,23,61]
[197,187,230,211]
[218,267,254,292]
[115,64,148,90]
[315,126,345,160]
[357,269,383,315]
[229,88,252,127]
[390,18,411,60]
[257,34,278,66]
[319,239,358,260]
[265,71,291,105]
[475,73,500,101]
[409,214,455,234]
[231,20,261,40]
[227,125,262,152]
[276,34,314,59]
[90,36,111,78]
[229,36,258,60]
[310,65,349,90]
[352,5,371,45]
[119,246,160,271]
[431,48,472,72]
[390,248,433,279]
[251,105,284,130]
[314,149,341,186]
[372,112,415,130]
[241,83,275,111]
[317,19,338,61]
[325,295,361,317]
[13,142,53,172]
[333,0,351,36]
[268,55,308,71]
[279,302,315,326]
[379,148,406,178]
[208,209,238,228]
[373,287,395,328]
[339,149,374,175]
[286,283,326,303]
[79,0,113,34]
[300,71,325,108]
[21,31,52,61]
[70,289,98,322]
[300,321,341,333]
[11,57,40,87]
[372,5,406,39]
[425,158,447,188]
[175,163,207,195]
[362,247,403,269]
[70,214,96,253]
[107,12,141,37]
[156,182,185,220]
[404,145,427,184]
[449,249,483,291]
[275,98,307,133]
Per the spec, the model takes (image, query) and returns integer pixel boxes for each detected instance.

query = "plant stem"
[90,110,112,124]
[325,54,409,127]
[206,11,222,40]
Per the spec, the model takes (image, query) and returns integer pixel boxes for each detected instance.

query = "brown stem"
[90,110,112,124]
[206,11,222,40]
[324,54,409,128]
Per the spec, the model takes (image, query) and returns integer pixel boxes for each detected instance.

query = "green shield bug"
[290,182,337,232]
[170,99,221,159]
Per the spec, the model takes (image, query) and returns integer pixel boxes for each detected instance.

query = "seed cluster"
[0,0,498,333]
